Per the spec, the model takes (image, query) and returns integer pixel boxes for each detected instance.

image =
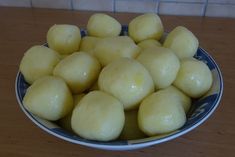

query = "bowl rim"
[15,47,223,150]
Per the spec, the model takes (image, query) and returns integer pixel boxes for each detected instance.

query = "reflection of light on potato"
[47,24,81,54]
[137,47,180,89]
[120,110,146,140]
[94,36,140,66]
[87,13,121,37]
[23,76,73,121]
[53,52,101,94]
[20,45,60,84]
[163,26,199,59]
[138,90,186,136]
[71,91,125,141]
[129,13,164,42]
[98,58,154,110]
[174,58,213,98]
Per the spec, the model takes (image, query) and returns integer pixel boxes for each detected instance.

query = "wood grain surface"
[0,7,234,157]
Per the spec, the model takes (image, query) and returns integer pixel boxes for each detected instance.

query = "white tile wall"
[160,0,206,2]
[206,3,235,17]
[0,0,235,18]
[32,0,71,9]
[0,0,31,7]
[72,0,114,11]
[159,2,205,16]
[115,0,157,13]
[208,0,235,4]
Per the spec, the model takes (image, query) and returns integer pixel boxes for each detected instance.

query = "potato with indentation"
[120,110,146,140]
[137,39,162,50]
[47,24,81,54]
[138,90,186,135]
[19,45,60,84]
[87,13,121,37]
[160,86,191,113]
[163,26,199,59]
[137,47,180,89]
[71,91,125,141]
[94,36,140,66]
[23,76,73,121]
[59,94,85,131]
[53,52,101,94]
[129,13,164,43]
[98,58,154,110]
[79,36,100,55]
[173,58,213,98]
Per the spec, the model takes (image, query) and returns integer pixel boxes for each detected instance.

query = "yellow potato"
[87,13,121,37]
[53,52,101,94]
[79,36,100,55]
[59,94,85,131]
[163,26,199,59]
[98,58,154,110]
[23,76,73,121]
[59,54,69,59]
[19,45,60,84]
[138,90,186,135]
[94,36,140,66]
[137,47,180,89]
[173,58,213,98]
[47,24,81,54]
[120,110,146,140]
[160,86,192,113]
[129,13,164,42]
[137,39,162,49]
[71,91,125,141]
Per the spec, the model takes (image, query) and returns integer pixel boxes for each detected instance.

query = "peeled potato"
[138,90,186,135]
[23,76,73,121]
[19,45,60,84]
[98,58,154,110]
[79,36,100,55]
[71,91,125,141]
[129,13,164,43]
[94,36,140,66]
[59,54,69,59]
[163,26,199,59]
[160,86,191,113]
[47,24,81,54]
[137,39,162,49]
[53,52,101,94]
[120,110,146,140]
[87,13,121,37]
[173,58,213,98]
[59,94,85,131]
[137,47,180,89]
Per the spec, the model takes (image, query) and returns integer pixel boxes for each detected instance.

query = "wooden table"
[0,7,234,157]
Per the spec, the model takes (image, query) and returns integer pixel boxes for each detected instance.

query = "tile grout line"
[155,0,159,14]
[30,0,32,7]
[113,0,116,13]
[157,0,161,14]
[70,0,74,10]
[202,0,208,16]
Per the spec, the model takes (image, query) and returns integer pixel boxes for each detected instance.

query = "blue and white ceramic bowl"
[15,26,223,150]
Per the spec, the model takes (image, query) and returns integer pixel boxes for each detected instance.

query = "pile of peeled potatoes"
[20,13,213,141]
